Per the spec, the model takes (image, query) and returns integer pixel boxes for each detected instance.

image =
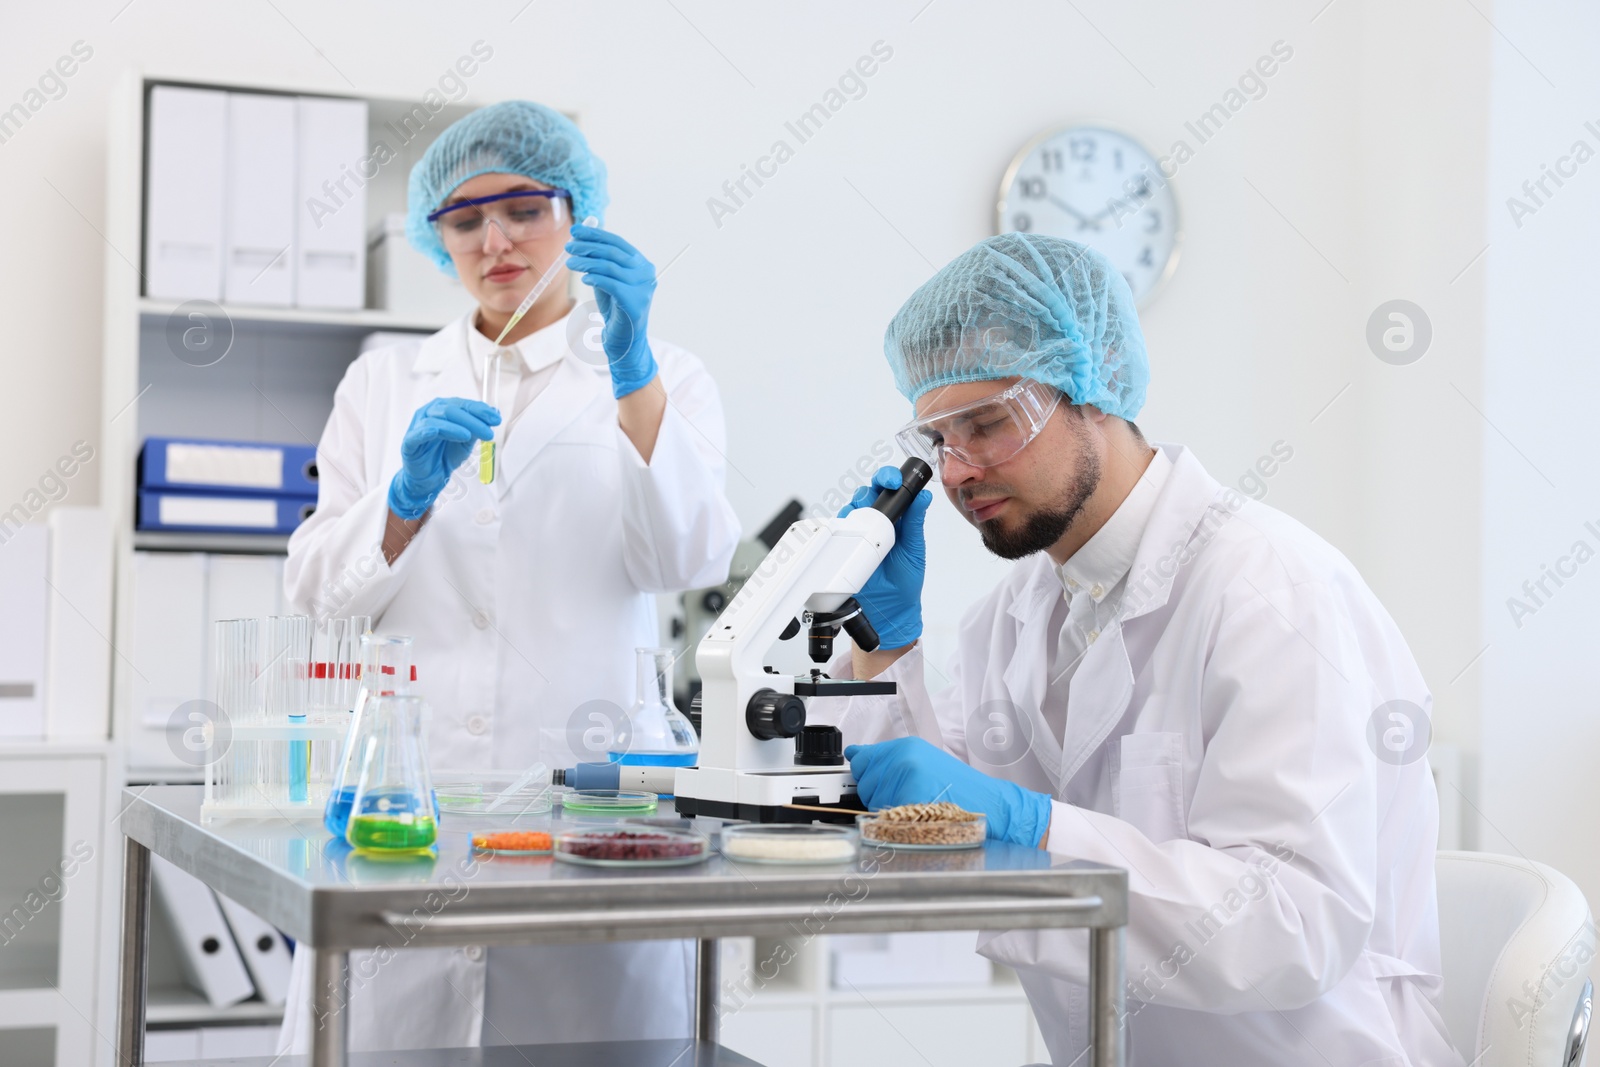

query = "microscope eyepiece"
[870,458,933,524]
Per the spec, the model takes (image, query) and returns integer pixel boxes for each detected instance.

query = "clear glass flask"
[609,648,698,767]
[324,634,413,837]
[346,694,437,853]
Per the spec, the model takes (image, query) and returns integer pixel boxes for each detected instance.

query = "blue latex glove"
[565,225,659,399]
[846,737,1053,848]
[387,398,501,520]
[838,466,933,649]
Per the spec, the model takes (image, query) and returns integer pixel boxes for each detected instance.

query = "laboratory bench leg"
[116,837,151,1067]
[1089,924,1126,1067]
[311,948,350,1067]
[695,936,720,1042]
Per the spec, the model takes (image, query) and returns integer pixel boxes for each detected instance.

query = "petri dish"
[721,823,859,865]
[866,847,987,873]
[553,827,710,868]
[471,830,553,857]
[559,789,659,816]
[434,771,554,819]
[857,804,986,851]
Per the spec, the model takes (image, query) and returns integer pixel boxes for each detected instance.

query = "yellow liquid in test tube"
[478,214,599,486]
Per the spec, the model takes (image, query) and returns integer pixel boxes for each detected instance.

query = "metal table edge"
[121,787,1129,951]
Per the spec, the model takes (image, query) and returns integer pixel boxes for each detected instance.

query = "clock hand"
[1047,194,1100,230]
[1088,187,1154,226]
[1086,200,1125,225]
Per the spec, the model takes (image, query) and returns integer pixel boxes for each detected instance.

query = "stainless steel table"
[116,786,1127,1067]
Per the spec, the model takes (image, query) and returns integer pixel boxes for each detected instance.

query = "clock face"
[996,126,1181,306]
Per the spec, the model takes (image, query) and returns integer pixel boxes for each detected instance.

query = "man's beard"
[976,433,1101,561]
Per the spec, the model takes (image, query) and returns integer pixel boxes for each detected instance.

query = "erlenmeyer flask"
[609,648,698,767]
[324,634,413,837]
[346,694,437,853]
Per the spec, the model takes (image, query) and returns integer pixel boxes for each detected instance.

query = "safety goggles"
[895,379,1062,473]
[427,189,572,253]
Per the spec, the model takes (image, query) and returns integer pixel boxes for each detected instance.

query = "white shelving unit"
[716,935,1049,1067]
[93,71,475,1057]
[99,69,469,779]
[0,743,123,1067]
[136,296,453,335]
[129,531,291,555]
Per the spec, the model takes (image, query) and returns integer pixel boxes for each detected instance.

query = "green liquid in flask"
[348,813,437,852]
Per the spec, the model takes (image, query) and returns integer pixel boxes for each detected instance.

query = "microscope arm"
[691,458,933,776]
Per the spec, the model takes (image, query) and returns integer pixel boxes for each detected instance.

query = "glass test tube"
[309,616,370,798]
[479,348,500,484]
[266,616,312,803]
[211,618,259,807]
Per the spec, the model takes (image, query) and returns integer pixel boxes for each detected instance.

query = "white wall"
[1481,0,1600,900]
[17,0,1592,892]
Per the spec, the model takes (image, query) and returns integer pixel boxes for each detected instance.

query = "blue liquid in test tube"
[289,714,308,803]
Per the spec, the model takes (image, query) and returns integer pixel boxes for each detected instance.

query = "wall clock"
[996,125,1182,306]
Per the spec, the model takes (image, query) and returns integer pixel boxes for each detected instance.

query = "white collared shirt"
[1044,447,1173,741]
[463,309,573,446]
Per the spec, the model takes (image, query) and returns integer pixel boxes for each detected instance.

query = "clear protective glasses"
[895,379,1063,473]
[427,189,572,254]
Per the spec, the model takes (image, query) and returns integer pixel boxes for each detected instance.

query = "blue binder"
[137,490,316,535]
[139,437,317,497]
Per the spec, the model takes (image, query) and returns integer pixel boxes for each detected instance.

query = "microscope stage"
[673,766,863,824]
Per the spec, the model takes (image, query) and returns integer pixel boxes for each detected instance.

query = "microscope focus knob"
[746,688,806,741]
[796,724,844,766]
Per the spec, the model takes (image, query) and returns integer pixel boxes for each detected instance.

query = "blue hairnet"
[884,234,1149,419]
[405,100,609,275]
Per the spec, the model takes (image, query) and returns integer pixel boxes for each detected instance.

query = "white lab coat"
[277,311,739,1053]
[824,445,1463,1067]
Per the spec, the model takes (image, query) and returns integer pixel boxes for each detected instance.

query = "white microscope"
[673,458,933,823]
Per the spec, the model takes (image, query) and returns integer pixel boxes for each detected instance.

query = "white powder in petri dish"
[722,833,858,863]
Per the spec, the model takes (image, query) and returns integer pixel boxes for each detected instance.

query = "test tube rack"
[201,615,368,822]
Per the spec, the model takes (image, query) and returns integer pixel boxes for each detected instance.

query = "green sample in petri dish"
[560,789,659,815]
[348,813,437,852]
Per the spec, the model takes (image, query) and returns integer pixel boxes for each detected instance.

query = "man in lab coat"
[278,102,738,1053]
[829,234,1464,1065]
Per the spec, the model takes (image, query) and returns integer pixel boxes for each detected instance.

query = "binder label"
[158,495,278,528]
[167,443,284,490]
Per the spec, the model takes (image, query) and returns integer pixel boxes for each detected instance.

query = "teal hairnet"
[405,100,609,275]
[884,234,1149,419]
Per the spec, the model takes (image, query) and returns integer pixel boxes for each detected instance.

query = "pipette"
[484,760,549,813]
[479,214,601,484]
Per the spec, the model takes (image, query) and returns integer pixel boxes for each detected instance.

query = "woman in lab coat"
[277,101,739,1053]
[826,235,1461,1065]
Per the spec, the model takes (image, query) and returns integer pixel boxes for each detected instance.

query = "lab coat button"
[475,508,495,525]
[473,610,490,629]
[466,715,489,736]
[1088,630,1100,643]
[463,945,484,962]
[1090,583,1105,599]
